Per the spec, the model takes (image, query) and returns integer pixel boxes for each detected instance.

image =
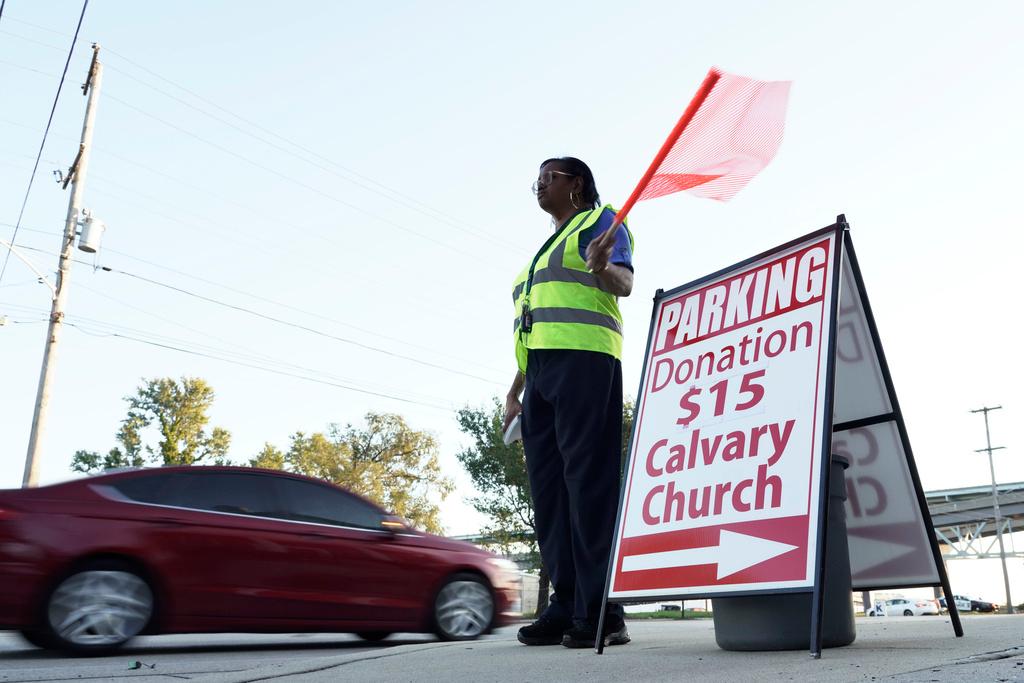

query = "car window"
[160,472,281,518]
[110,472,179,503]
[272,477,383,530]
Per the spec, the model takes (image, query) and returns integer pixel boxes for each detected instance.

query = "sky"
[1,2,1022,600]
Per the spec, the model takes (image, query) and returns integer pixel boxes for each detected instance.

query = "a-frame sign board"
[598,216,963,657]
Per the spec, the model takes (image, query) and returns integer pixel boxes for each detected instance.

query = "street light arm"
[0,239,56,301]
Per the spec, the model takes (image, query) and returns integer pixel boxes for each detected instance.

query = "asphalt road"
[2,616,1022,682]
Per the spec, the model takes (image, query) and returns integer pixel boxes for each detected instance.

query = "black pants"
[522,348,624,623]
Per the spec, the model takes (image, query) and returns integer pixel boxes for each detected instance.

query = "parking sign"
[609,227,841,599]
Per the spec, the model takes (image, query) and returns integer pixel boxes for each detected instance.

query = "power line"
[1,49,524,260]
[0,56,57,77]
[3,219,506,375]
[2,122,500,320]
[3,122,469,298]
[6,296,458,409]
[0,0,89,287]
[109,268,504,386]
[5,241,504,386]
[0,27,79,53]
[99,60,526,254]
[64,322,455,412]
[0,44,512,264]
[101,92,489,261]
[4,15,79,38]
[0,277,43,289]
[62,300,455,407]
[4,17,455,232]
[68,280,454,403]
[2,147,496,344]
[96,42,518,250]
[94,244,505,375]
[70,183,475,327]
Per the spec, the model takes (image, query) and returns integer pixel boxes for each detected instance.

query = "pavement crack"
[950,645,1024,664]
[236,643,462,682]
[887,645,1024,679]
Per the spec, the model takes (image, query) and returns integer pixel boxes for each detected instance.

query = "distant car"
[0,467,521,654]
[970,598,996,613]
[938,594,996,613]
[937,594,973,613]
[867,597,939,617]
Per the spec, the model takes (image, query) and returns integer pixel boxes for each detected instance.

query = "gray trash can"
[711,453,855,651]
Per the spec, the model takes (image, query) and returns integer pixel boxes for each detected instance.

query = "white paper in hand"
[503,414,522,446]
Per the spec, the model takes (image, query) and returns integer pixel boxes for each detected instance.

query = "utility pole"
[22,44,103,488]
[970,405,1013,614]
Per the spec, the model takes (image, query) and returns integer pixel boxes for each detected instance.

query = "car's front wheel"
[44,562,154,654]
[432,572,494,641]
[903,609,914,616]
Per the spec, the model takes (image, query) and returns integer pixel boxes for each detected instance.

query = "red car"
[0,466,521,654]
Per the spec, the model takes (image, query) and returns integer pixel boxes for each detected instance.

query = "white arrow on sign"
[621,530,798,580]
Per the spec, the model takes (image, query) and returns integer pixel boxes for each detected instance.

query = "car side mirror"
[380,515,406,534]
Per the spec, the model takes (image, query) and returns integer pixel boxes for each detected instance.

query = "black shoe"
[561,619,631,648]
[517,615,572,646]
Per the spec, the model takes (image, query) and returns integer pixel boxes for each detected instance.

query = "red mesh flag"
[613,68,791,226]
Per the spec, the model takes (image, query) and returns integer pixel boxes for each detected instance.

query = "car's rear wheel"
[355,631,392,642]
[44,563,154,654]
[903,609,913,616]
[432,572,494,641]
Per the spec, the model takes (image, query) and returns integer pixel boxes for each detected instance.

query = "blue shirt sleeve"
[578,207,633,272]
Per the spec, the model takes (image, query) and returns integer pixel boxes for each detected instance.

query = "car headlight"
[487,557,520,573]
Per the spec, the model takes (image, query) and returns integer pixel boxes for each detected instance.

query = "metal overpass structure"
[927,480,1024,560]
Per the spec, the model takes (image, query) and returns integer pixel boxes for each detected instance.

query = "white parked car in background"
[867,597,940,617]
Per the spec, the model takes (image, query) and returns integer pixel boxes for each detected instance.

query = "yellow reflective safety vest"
[512,205,634,373]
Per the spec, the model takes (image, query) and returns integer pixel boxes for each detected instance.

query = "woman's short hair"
[542,157,600,209]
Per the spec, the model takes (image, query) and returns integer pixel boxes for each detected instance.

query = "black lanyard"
[524,209,592,301]
[520,209,592,333]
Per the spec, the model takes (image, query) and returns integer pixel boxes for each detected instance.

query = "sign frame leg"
[808,219,847,658]
[808,453,833,659]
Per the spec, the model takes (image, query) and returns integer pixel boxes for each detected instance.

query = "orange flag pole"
[611,68,722,229]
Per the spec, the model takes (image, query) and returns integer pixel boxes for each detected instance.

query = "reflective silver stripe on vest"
[512,282,525,303]
[530,307,622,334]
[514,318,521,333]
[529,232,609,292]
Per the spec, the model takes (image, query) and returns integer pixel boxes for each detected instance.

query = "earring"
[570,191,580,210]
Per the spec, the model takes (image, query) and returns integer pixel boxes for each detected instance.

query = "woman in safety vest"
[506,156,634,649]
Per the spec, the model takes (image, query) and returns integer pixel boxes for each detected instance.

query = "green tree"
[71,377,231,473]
[250,443,286,470]
[456,397,636,617]
[250,412,453,534]
[622,398,635,472]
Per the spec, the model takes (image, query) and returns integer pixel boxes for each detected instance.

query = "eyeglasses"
[531,170,576,194]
